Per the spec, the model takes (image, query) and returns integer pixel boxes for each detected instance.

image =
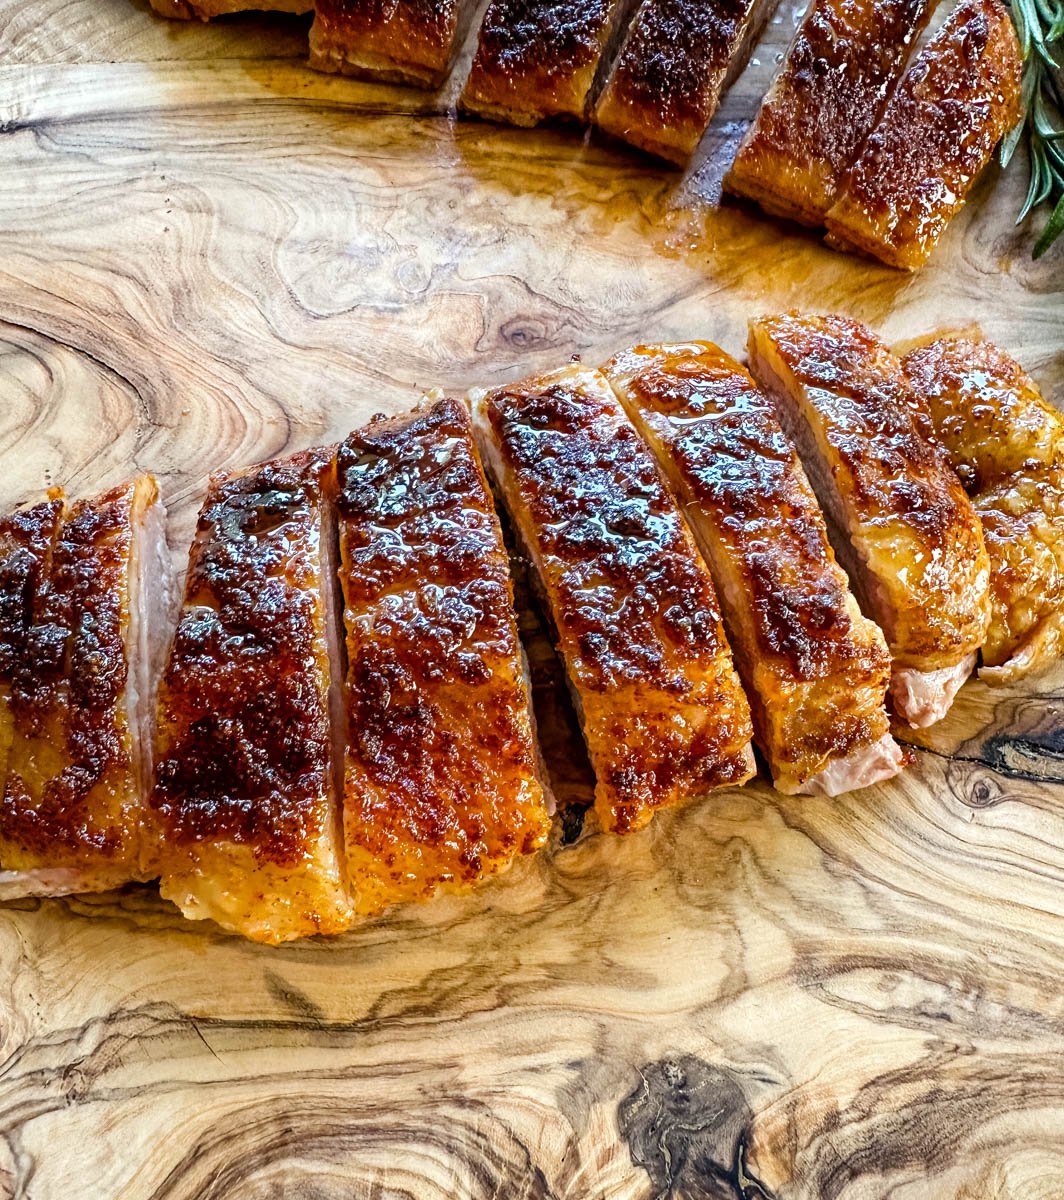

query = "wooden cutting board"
[1,1,1062,1195]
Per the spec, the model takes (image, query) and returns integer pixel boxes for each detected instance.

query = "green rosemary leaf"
[1000,110,1027,166]
[1008,0,1064,255]
[1033,191,1064,255]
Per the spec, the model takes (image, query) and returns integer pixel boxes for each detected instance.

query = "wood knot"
[618,1056,774,1198]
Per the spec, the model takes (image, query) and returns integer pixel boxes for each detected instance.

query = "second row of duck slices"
[725,0,1021,268]
[310,0,1021,269]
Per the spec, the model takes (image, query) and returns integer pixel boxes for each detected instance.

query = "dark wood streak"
[262,970,328,1025]
[0,0,1061,1196]
[0,318,150,425]
[903,732,1064,789]
[788,1054,1064,1199]
[978,728,1064,783]
[149,1110,560,1200]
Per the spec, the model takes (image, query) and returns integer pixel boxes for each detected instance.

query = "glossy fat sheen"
[724,0,934,225]
[461,0,635,125]
[0,480,158,890]
[903,337,1064,681]
[593,0,777,164]
[748,314,991,678]
[603,342,895,794]
[309,0,471,87]
[336,398,551,914]
[826,0,1022,269]
[472,364,754,834]
[151,450,353,944]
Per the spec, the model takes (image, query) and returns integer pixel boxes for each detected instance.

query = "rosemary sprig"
[1002,0,1064,257]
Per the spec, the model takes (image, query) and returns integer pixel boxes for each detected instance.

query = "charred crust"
[902,337,1064,674]
[628,360,889,684]
[152,451,334,863]
[484,371,753,826]
[603,0,754,129]
[337,398,548,895]
[827,0,1022,267]
[0,499,63,687]
[314,0,459,51]
[487,380,728,693]
[729,0,934,214]
[471,0,615,83]
[762,316,978,549]
[0,486,139,859]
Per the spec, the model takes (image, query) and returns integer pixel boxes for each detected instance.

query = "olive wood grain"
[0,0,1061,1195]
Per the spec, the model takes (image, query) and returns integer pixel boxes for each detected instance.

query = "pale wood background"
[0,1,1062,1196]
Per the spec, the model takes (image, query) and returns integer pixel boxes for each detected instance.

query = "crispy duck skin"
[151,450,353,944]
[149,0,310,18]
[309,0,475,88]
[724,0,935,226]
[470,364,755,835]
[461,0,637,126]
[335,398,552,914]
[903,337,1064,684]
[604,342,901,795]
[825,0,1022,270]
[0,478,170,898]
[748,314,991,728]
[592,0,778,165]
[0,495,64,822]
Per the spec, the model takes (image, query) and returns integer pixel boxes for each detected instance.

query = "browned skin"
[826,0,1022,269]
[473,364,754,835]
[309,0,472,88]
[0,495,65,794]
[903,337,1064,681]
[461,0,636,125]
[336,398,551,915]
[603,343,894,793]
[724,0,935,226]
[747,314,991,673]
[0,482,153,885]
[593,0,777,165]
[151,449,352,943]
